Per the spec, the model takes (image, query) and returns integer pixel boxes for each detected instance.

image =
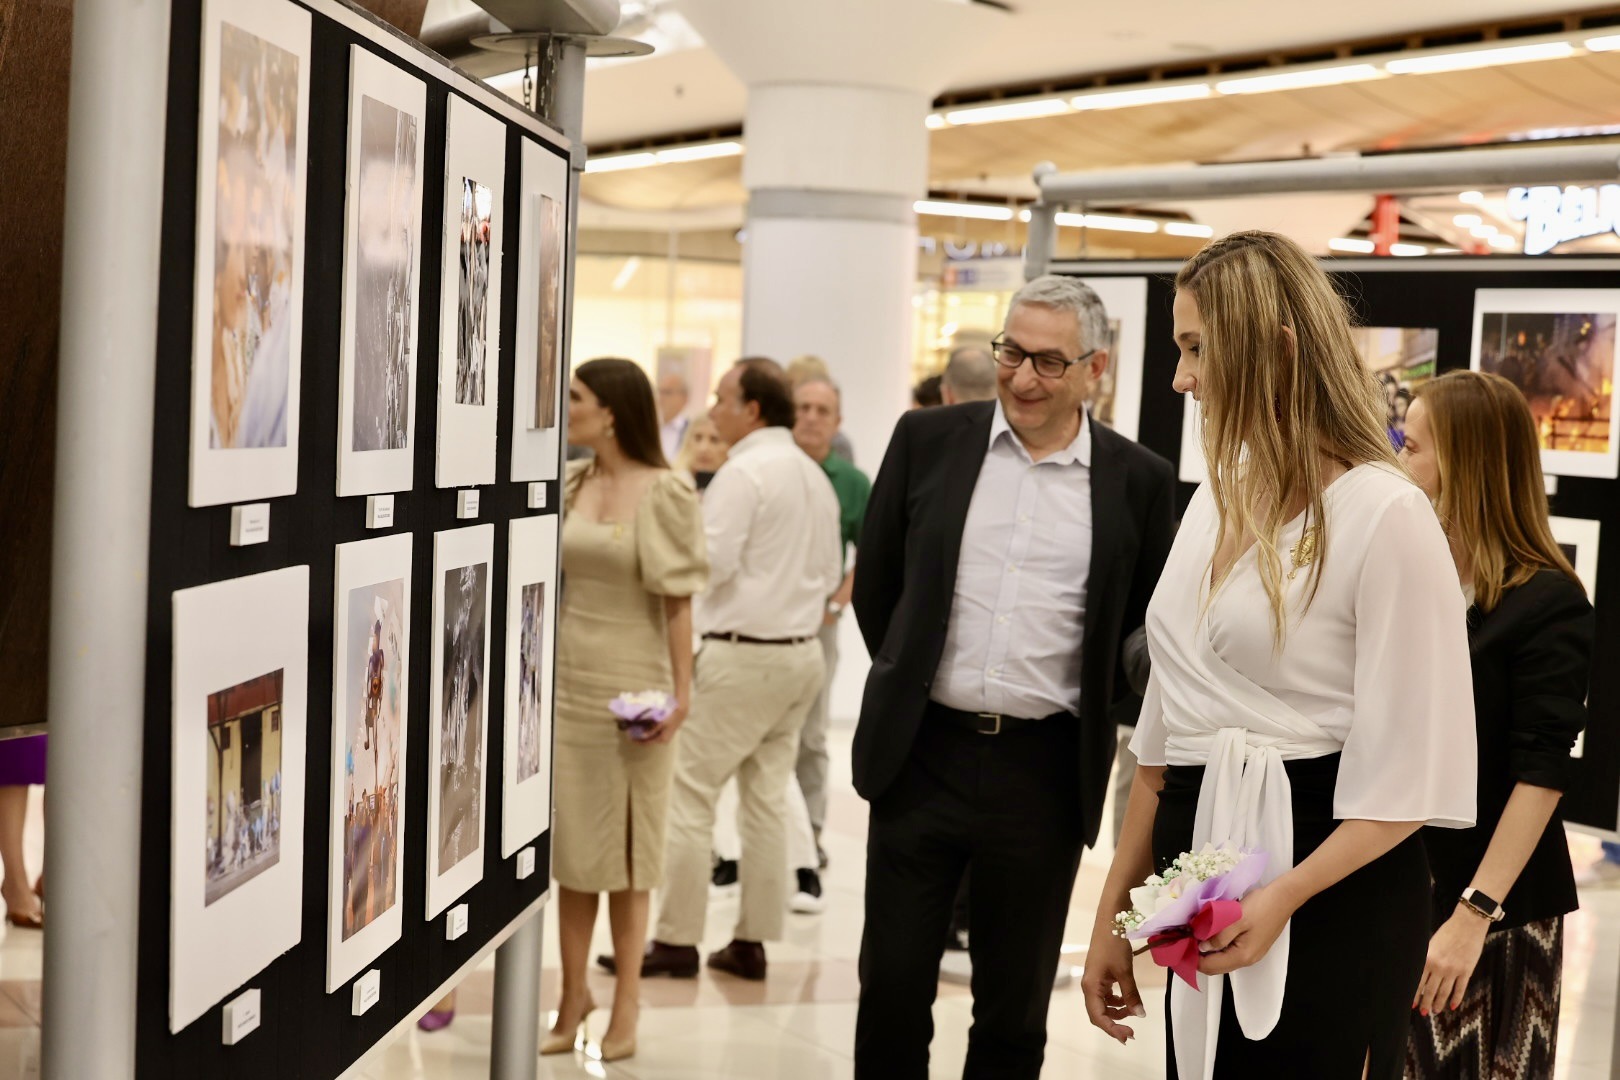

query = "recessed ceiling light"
[1470,223,1498,238]
[1216,64,1383,95]
[1454,214,1482,228]
[1385,41,1574,75]
[1459,191,1486,204]
[1071,83,1212,110]
[1488,234,1517,250]
[925,113,948,130]
[943,98,1070,126]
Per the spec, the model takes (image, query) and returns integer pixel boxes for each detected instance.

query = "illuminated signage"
[1507,184,1620,255]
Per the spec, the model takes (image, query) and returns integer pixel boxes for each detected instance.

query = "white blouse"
[1130,463,1476,1080]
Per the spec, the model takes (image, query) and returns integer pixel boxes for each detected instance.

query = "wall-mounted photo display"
[170,566,309,1031]
[426,525,495,916]
[335,49,426,498]
[187,0,311,507]
[509,138,569,482]
[1075,276,1147,443]
[1550,515,1601,605]
[436,98,506,488]
[1178,397,1206,486]
[325,535,412,992]
[1352,326,1439,452]
[501,515,559,857]
[1471,289,1620,480]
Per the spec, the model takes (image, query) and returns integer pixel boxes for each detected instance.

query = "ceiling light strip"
[1216,63,1384,95]
[1071,83,1211,110]
[914,200,1015,221]
[1384,40,1575,74]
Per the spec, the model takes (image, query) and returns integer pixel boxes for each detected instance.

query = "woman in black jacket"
[1399,370,1595,1079]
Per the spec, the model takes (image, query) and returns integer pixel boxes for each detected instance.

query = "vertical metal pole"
[1024,162,1058,281]
[42,0,172,1077]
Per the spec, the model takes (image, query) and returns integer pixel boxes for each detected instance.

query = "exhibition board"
[134,0,571,1074]
[1054,257,1620,837]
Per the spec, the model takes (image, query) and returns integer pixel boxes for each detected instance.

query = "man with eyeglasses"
[851,275,1175,1078]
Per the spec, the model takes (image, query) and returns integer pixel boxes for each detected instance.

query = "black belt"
[703,631,815,646]
[926,701,1060,736]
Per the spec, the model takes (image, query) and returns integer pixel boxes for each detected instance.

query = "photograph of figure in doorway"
[532,193,564,429]
[516,581,545,782]
[205,668,284,906]
[1351,326,1439,451]
[455,177,493,406]
[438,563,488,870]
[342,578,406,939]
[350,95,418,452]
[1084,314,1123,428]
[1478,310,1615,457]
[209,23,299,450]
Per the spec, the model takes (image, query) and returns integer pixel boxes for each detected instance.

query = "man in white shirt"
[851,277,1175,1077]
[645,357,843,982]
[657,371,691,463]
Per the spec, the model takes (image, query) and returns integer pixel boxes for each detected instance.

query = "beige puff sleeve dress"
[551,463,709,893]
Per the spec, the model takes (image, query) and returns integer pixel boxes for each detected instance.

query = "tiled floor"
[353,727,1620,1079]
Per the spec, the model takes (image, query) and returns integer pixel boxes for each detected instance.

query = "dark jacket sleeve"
[1122,624,1152,697]
[1114,455,1175,709]
[1506,574,1596,792]
[852,413,912,659]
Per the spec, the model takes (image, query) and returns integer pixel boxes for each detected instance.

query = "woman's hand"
[1197,881,1300,976]
[1081,923,1146,1045]
[646,700,689,744]
[1413,906,1488,1016]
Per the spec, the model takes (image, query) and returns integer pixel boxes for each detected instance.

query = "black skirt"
[1153,753,1432,1080]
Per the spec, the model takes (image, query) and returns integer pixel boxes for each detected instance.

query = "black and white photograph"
[516,582,544,782]
[456,177,493,407]
[533,193,563,429]
[502,514,559,856]
[509,139,569,482]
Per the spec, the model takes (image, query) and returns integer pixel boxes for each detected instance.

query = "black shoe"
[710,857,739,890]
[596,940,699,978]
[707,939,767,981]
[790,868,825,914]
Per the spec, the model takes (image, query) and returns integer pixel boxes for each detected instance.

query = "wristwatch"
[1460,886,1506,923]
[826,600,846,617]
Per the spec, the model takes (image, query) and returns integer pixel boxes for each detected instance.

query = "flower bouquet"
[1111,843,1268,989]
[610,690,675,742]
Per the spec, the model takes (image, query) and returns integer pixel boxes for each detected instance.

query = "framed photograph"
[1549,515,1601,604]
[509,138,570,482]
[335,49,426,498]
[170,566,309,1032]
[1352,326,1439,452]
[436,97,506,488]
[1178,397,1206,486]
[1470,289,1620,479]
[502,515,559,857]
[188,0,311,507]
[1076,276,1147,442]
[426,524,495,917]
[325,534,412,992]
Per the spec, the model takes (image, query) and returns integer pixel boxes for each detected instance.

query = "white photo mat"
[1076,276,1147,443]
[426,524,495,917]
[188,0,311,507]
[1550,515,1601,605]
[1178,397,1207,485]
[326,534,413,992]
[1469,288,1620,480]
[170,565,309,1032]
[502,515,559,857]
[435,97,506,488]
[509,138,570,482]
[336,48,427,497]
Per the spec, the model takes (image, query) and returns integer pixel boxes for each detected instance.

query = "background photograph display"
[1551,515,1602,605]
[170,565,309,1032]
[326,534,412,992]
[509,137,570,482]
[435,96,506,488]
[502,515,559,856]
[1352,326,1439,450]
[1075,275,1147,443]
[335,49,426,498]
[188,0,310,507]
[1470,288,1620,480]
[426,524,494,917]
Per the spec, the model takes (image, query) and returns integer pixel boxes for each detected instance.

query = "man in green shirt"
[790,376,871,910]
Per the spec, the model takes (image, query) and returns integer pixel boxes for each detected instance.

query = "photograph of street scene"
[205,668,284,906]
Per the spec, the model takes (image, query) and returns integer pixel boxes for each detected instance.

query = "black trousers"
[855,710,1084,1080]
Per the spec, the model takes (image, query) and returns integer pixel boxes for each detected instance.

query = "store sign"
[1507,184,1620,255]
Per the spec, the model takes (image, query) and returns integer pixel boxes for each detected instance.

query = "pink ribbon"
[1146,899,1243,989]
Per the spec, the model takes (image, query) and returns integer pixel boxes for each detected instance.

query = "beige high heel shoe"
[599,1003,639,1062]
[540,995,596,1055]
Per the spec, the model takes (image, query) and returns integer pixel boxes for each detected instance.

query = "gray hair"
[942,346,997,402]
[795,374,842,405]
[1007,275,1110,354]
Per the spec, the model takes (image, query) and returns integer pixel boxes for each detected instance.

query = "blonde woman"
[1399,371,1593,1079]
[674,414,729,494]
[1081,231,1477,1079]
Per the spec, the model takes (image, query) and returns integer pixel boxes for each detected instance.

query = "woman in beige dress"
[543,358,707,1062]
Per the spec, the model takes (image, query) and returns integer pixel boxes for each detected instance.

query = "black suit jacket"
[851,401,1176,848]
[1422,569,1594,931]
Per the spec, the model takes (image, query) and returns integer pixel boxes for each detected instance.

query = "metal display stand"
[43,2,622,1076]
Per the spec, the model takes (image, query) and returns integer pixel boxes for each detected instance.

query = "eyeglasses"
[991,335,1094,379]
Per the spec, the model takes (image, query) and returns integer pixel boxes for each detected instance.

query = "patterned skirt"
[1404,916,1563,1080]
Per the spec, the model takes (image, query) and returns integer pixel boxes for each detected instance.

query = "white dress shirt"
[700,427,843,639]
[932,404,1093,720]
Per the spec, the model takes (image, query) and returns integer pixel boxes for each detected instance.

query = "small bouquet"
[610,690,675,742]
[1111,843,1268,989]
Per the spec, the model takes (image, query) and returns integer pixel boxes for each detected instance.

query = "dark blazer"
[1422,568,1595,932]
[851,401,1176,848]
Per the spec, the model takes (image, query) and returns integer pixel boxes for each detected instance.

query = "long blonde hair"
[1414,370,1579,612]
[1176,231,1399,644]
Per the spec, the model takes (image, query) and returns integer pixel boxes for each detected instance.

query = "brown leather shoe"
[706,939,767,981]
[597,941,699,978]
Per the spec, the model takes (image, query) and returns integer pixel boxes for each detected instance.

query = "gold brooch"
[1288,525,1320,581]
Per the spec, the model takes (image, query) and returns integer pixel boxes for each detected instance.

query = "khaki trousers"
[656,638,825,945]
[794,619,840,832]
